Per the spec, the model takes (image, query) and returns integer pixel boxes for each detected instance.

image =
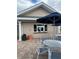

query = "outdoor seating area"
[17,38,61,59]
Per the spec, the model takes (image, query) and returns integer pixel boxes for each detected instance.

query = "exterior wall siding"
[20,7,49,17]
[21,22,57,39]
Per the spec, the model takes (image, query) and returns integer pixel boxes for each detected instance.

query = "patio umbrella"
[36,12,61,39]
[37,12,61,26]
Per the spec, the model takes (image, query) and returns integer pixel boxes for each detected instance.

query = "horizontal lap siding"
[21,22,55,39]
[20,7,49,17]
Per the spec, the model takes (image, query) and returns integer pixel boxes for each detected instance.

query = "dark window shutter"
[34,24,36,32]
[45,25,47,31]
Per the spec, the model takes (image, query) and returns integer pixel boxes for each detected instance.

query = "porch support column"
[19,21,22,41]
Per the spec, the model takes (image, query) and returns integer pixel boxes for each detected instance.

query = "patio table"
[43,40,61,59]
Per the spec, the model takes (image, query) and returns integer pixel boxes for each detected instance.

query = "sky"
[17,0,61,12]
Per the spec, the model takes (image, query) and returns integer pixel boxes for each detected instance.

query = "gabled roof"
[17,2,57,16]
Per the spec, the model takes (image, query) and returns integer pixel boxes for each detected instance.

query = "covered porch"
[17,17,38,41]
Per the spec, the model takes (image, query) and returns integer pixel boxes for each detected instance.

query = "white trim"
[17,2,57,16]
[35,24,47,32]
[18,21,22,41]
[17,17,38,20]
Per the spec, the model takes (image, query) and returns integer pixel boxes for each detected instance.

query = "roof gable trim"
[17,2,56,16]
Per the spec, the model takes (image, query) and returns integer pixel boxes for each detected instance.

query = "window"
[34,24,47,32]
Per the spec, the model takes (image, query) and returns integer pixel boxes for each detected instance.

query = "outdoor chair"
[51,52,61,59]
[36,47,48,59]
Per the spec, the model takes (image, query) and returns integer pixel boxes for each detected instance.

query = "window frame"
[34,24,47,33]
